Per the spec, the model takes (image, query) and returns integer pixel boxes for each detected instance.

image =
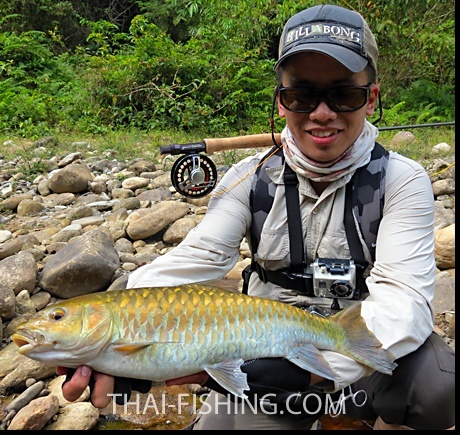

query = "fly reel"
[170,154,217,198]
[161,134,280,198]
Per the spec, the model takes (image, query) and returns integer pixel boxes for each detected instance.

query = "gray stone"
[38,229,120,298]
[0,251,37,295]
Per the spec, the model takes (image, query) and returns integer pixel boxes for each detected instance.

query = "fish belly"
[87,286,301,381]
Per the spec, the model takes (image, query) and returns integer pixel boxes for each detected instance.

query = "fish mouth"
[12,331,40,354]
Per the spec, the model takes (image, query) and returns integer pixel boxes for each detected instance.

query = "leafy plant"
[0,0,455,137]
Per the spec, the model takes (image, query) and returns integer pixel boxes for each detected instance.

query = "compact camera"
[311,258,357,299]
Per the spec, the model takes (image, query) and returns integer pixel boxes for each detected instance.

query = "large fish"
[12,284,396,398]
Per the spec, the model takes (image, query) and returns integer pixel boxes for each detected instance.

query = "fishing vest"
[243,142,390,297]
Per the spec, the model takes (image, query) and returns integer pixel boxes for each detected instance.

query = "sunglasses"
[278,83,373,113]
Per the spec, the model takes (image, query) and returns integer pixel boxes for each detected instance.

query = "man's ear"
[275,88,286,119]
[366,83,380,117]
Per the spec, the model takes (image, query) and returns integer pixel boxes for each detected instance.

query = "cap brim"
[274,43,368,73]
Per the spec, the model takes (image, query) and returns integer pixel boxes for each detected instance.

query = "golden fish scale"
[13,284,395,383]
[95,285,345,375]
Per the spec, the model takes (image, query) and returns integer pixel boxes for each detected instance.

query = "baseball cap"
[274,4,378,73]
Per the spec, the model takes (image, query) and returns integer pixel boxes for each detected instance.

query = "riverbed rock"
[7,394,59,430]
[38,229,120,298]
[0,140,455,430]
[43,402,99,430]
[0,251,37,295]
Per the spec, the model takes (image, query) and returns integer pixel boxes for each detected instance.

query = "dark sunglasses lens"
[327,88,368,111]
[280,89,317,112]
[280,86,369,112]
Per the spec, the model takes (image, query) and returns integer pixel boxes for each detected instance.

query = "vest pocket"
[256,227,290,261]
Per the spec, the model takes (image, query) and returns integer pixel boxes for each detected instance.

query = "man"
[60,4,455,430]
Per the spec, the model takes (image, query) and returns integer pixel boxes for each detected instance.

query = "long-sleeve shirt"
[127,147,436,392]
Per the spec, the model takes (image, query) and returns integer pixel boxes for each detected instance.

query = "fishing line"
[210,143,284,198]
[211,88,283,198]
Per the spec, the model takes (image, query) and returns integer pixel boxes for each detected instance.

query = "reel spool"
[171,154,217,198]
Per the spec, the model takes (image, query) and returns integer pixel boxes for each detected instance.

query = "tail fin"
[331,303,397,375]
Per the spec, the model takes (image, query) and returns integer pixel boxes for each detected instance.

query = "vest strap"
[244,143,389,297]
[253,262,314,294]
[284,164,307,271]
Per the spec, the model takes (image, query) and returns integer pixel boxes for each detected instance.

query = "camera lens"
[330,281,353,298]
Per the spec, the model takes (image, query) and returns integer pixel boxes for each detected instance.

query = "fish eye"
[49,308,66,321]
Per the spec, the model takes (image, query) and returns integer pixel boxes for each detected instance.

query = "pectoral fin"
[113,341,180,354]
[287,344,337,381]
[205,359,249,398]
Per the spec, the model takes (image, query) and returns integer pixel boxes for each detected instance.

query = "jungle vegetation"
[0,0,455,144]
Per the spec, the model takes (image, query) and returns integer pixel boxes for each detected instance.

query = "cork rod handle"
[203,133,281,153]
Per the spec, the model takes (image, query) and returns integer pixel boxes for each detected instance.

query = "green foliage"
[0,0,139,50]
[0,32,63,135]
[381,77,455,128]
[0,0,455,137]
[80,19,130,55]
[398,80,455,121]
[0,30,87,137]
[0,31,55,79]
[361,0,455,111]
[74,13,276,134]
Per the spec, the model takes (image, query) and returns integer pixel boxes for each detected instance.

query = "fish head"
[12,297,114,367]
